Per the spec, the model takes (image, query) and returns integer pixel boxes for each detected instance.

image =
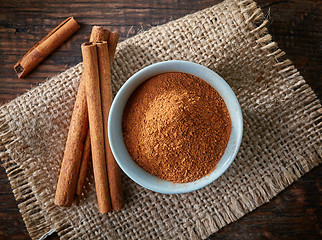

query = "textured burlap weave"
[1,0,321,239]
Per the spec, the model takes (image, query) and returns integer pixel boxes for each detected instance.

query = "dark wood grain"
[0,0,321,239]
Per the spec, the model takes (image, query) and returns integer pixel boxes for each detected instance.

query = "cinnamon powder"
[122,72,231,183]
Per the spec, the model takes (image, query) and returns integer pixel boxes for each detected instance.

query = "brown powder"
[122,72,231,183]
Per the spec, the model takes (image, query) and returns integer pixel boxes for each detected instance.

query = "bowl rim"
[108,60,243,194]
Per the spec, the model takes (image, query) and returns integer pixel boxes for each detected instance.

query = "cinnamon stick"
[68,27,122,210]
[82,42,111,213]
[89,26,110,43]
[73,26,109,203]
[96,41,124,210]
[74,129,91,204]
[54,76,88,207]
[107,32,120,66]
[14,17,80,78]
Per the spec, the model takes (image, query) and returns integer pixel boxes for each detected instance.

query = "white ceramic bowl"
[108,60,243,194]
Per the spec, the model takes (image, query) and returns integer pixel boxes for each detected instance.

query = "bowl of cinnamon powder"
[108,60,243,194]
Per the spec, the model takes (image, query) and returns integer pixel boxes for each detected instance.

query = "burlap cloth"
[0,0,321,239]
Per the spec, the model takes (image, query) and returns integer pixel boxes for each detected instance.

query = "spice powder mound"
[122,72,231,183]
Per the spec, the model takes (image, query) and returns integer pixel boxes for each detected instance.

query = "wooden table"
[0,0,321,239]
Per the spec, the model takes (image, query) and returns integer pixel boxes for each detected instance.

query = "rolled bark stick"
[82,42,111,213]
[73,26,110,203]
[106,32,123,210]
[96,41,124,210]
[74,129,91,204]
[89,26,110,43]
[73,27,122,210]
[14,17,80,78]
[54,76,88,207]
[107,32,120,66]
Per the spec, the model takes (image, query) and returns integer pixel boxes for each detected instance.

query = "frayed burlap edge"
[0,0,321,239]
[0,115,55,238]
[0,64,83,239]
